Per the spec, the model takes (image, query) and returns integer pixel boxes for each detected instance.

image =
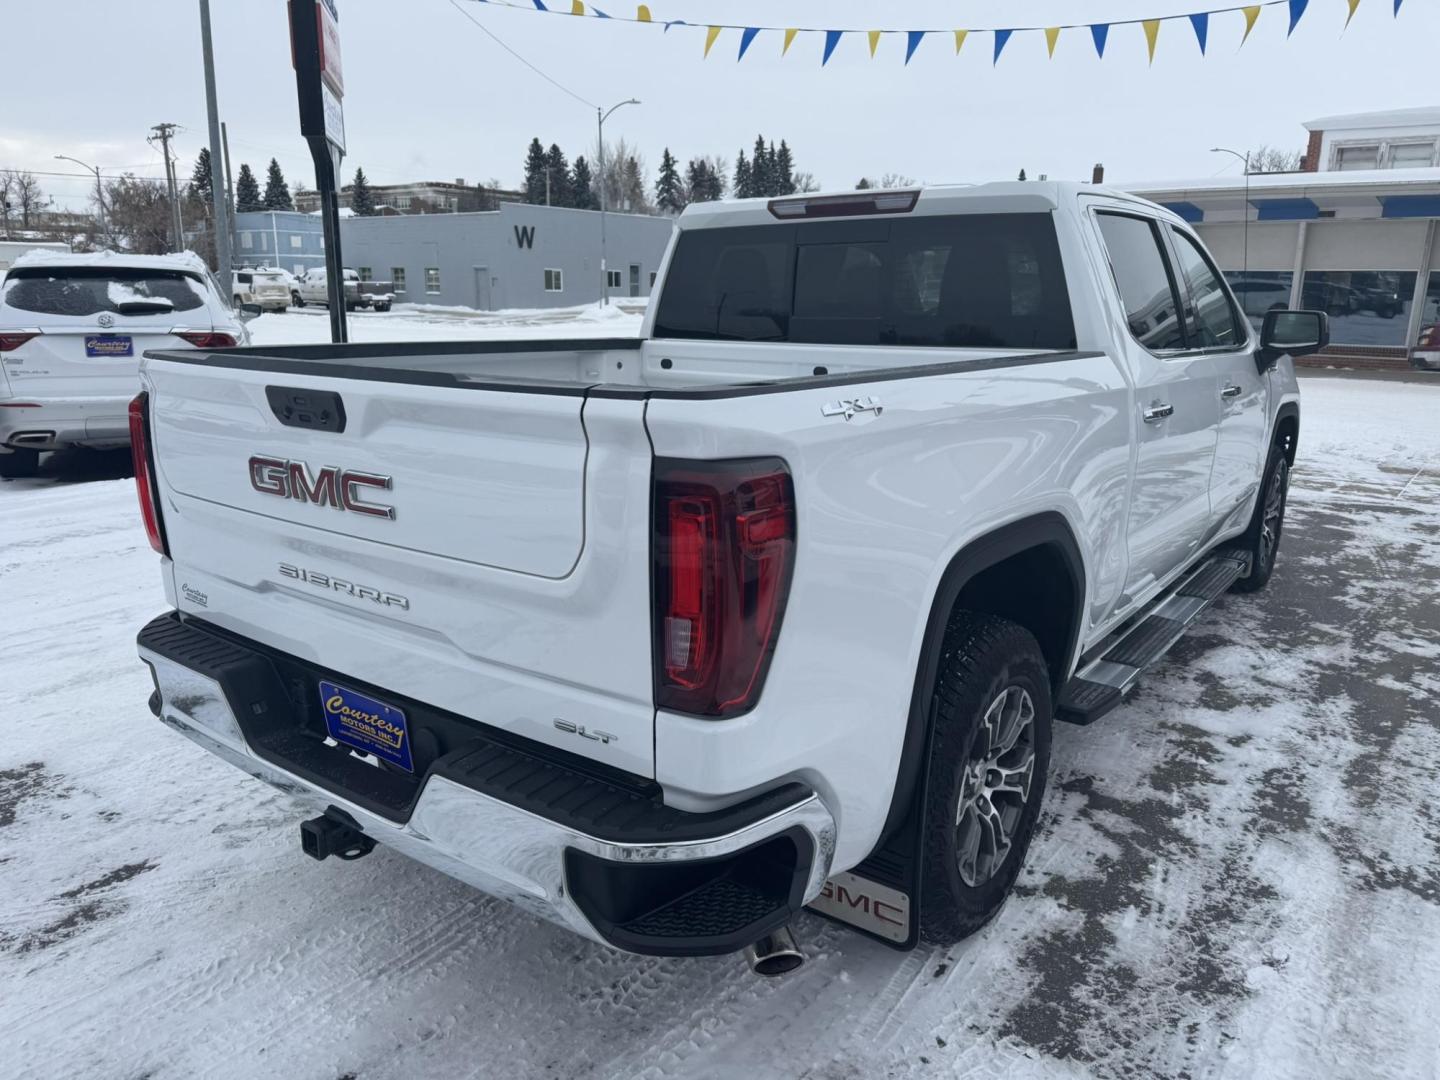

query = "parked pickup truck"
[133,183,1323,972]
[291,267,394,312]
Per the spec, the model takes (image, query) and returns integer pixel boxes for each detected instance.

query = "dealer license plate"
[84,334,133,357]
[318,680,413,772]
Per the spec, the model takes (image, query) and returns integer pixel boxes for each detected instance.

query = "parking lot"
[2,347,1438,1079]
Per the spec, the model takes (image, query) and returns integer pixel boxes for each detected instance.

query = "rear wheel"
[0,448,41,479]
[1228,445,1289,593]
[919,612,1053,945]
[291,291,304,308]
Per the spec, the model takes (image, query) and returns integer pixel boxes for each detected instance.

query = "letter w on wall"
[513,225,535,249]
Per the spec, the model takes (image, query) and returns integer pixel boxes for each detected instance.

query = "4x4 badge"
[821,395,884,421]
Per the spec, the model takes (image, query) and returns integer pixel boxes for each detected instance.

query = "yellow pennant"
[868,30,882,57]
[636,4,651,21]
[571,0,584,13]
[783,27,798,55]
[704,25,721,57]
[1045,26,1060,57]
[953,29,968,54]
[1143,19,1160,63]
[1240,5,1261,45]
[1345,0,1362,27]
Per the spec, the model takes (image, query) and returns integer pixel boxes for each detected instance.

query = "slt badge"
[821,395,884,421]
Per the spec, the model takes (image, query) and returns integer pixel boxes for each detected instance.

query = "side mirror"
[237,303,263,322]
[1258,309,1328,371]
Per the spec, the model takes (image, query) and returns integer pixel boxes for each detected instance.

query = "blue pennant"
[993,28,1012,64]
[905,30,926,65]
[738,26,760,61]
[531,0,546,9]
[1287,0,1309,35]
[1090,23,1109,57]
[1394,0,1403,12]
[591,5,609,16]
[1189,12,1208,52]
[822,29,843,65]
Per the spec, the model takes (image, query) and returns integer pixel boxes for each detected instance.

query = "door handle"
[1221,383,1243,398]
[1142,403,1175,423]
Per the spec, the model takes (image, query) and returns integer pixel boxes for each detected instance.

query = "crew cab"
[291,267,393,312]
[0,251,254,478]
[133,183,1322,968]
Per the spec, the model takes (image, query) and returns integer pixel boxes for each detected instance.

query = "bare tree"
[1,169,51,234]
[99,174,173,253]
[879,173,917,188]
[791,170,821,193]
[1246,145,1305,174]
[592,137,649,213]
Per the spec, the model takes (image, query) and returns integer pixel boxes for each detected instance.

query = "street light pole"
[54,155,107,246]
[597,98,639,306]
[1211,146,1251,282]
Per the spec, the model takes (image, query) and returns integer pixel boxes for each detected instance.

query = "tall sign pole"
[288,0,347,343]
[199,1,232,289]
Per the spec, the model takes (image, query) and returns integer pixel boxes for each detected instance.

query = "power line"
[448,0,596,110]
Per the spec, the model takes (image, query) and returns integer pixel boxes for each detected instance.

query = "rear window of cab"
[1,267,208,316]
[653,213,1076,350]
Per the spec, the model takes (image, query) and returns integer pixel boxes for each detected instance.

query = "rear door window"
[1,267,207,316]
[1094,212,1187,351]
[1167,227,1246,349]
[653,213,1076,350]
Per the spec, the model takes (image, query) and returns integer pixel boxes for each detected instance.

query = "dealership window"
[1388,141,1438,169]
[357,267,372,281]
[544,268,564,292]
[425,267,441,294]
[240,232,253,250]
[289,234,303,249]
[1334,144,1380,171]
[605,269,622,288]
[1415,272,1440,347]
[1301,270,1417,347]
[392,267,406,292]
[1223,271,1295,331]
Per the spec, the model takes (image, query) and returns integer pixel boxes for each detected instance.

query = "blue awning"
[1379,194,1440,218]
[1161,201,1204,223]
[1250,198,1320,221]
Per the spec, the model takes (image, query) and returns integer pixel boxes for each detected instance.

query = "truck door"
[1093,210,1220,606]
[1163,224,1270,534]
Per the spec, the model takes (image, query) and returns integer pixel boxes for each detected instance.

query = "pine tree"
[188,148,213,202]
[523,138,548,205]
[262,158,292,210]
[856,177,874,190]
[621,156,647,213]
[570,156,595,210]
[235,163,262,212]
[1017,169,1027,181]
[775,141,796,196]
[655,148,685,214]
[752,135,771,197]
[733,150,753,199]
[544,144,571,207]
[350,167,375,216]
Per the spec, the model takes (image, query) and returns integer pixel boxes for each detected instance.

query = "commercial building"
[1125,108,1440,370]
[339,201,673,310]
[232,210,327,276]
[293,178,522,215]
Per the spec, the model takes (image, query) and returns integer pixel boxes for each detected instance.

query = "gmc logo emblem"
[818,880,907,929]
[248,456,395,519]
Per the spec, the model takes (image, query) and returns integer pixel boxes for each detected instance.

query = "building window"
[544,268,564,292]
[395,195,412,210]
[425,267,441,294]
[605,269,622,288]
[357,267,372,281]
[240,232,253,250]
[1301,270,1417,346]
[1388,141,1437,169]
[392,267,406,292]
[289,234,303,249]
[649,271,657,287]
[1223,271,1294,331]
[1334,144,1380,171]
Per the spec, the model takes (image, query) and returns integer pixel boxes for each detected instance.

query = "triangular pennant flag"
[1045,27,1061,57]
[1240,5,1261,44]
[592,7,610,18]
[993,28,1012,64]
[1288,0,1309,35]
[783,28,798,55]
[1090,24,1109,57]
[1345,0,1361,26]
[703,25,721,57]
[532,0,547,9]
[1142,19,1160,63]
[905,30,926,65]
[570,0,583,14]
[738,26,760,60]
[636,4,651,21]
[822,29,843,65]
[1189,12,1209,52]
[868,30,882,58]
[1394,0,1403,13]
[953,29,968,54]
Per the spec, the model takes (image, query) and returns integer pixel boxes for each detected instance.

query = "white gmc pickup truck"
[133,183,1324,973]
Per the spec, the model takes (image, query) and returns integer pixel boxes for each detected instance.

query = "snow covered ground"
[2,309,1439,1079]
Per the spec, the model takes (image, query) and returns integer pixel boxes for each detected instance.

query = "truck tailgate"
[143,357,657,777]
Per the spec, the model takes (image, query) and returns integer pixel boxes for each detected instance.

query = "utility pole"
[150,122,184,251]
[200,0,233,294]
[221,120,237,266]
[54,155,106,246]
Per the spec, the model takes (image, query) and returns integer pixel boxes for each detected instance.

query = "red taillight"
[128,392,168,555]
[653,458,796,717]
[173,331,237,348]
[0,332,40,352]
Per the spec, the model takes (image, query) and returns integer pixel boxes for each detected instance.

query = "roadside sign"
[322,81,346,154]
[316,0,343,95]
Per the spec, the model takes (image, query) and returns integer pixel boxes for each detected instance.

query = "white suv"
[0,250,254,478]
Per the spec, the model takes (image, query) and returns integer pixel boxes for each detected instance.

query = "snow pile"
[9,248,213,275]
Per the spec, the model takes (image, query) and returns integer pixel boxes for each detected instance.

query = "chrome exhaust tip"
[743,926,804,977]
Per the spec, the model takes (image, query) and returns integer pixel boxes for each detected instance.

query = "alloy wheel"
[1259,457,1289,573]
[955,685,1036,887]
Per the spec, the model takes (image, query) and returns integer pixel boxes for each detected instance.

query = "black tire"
[291,291,304,308]
[919,611,1053,946]
[1228,443,1290,593]
[0,448,41,479]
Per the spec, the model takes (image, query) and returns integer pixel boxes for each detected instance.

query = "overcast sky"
[6,0,1435,211]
